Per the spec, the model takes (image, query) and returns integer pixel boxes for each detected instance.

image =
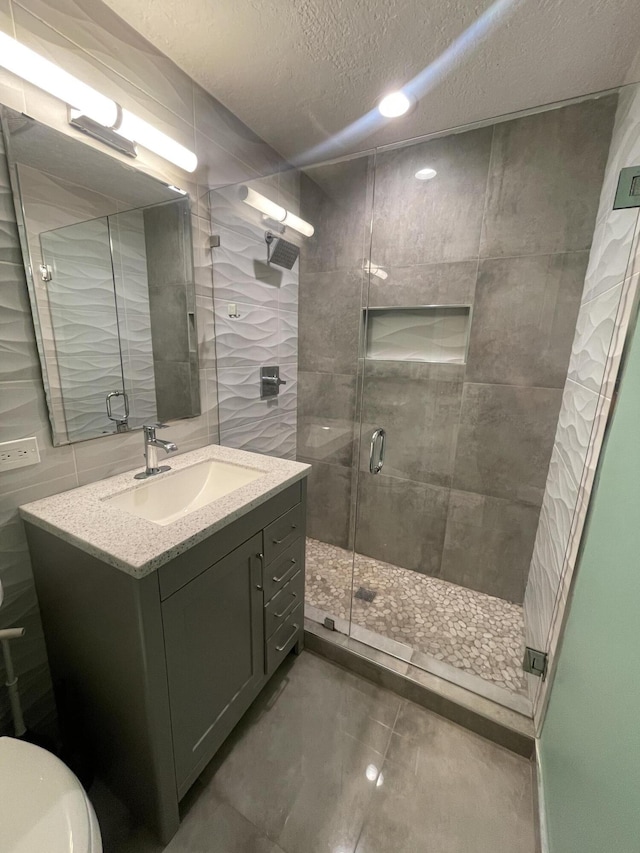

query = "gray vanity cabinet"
[163,533,265,794]
[24,478,307,844]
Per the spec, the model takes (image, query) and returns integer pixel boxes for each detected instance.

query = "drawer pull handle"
[272,559,296,583]
[275,624,299,652]
[274,593,298,619]
[272,523,298,545]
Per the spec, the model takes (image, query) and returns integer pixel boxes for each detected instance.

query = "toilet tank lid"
[0,736,95,853]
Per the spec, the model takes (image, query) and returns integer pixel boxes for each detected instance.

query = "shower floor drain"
[354,587,377,603]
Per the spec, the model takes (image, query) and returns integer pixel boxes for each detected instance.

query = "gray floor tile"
[355,702,535,853]
[109,653,535,853]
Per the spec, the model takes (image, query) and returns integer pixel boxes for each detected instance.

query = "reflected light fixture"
[378,91,412,118]
[238,185,315,237]
[415,167,437,180]
[0,30,198,173]
[364,260,388,280]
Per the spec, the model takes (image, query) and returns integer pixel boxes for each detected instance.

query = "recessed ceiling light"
[415,167,437,181]
[378,91,411,118]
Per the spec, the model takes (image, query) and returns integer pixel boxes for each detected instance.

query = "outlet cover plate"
[0,437,40,471]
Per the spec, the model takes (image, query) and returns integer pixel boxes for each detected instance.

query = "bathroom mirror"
[1,106,200,446]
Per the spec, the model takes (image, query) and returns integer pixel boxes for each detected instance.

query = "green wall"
[539,312,640,852]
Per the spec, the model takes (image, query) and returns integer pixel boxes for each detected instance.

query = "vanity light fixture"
[378,91,412,118]
[0,31,117,127]
[415,167,437,180]
[238,185,315,237]
[0,30,198,173]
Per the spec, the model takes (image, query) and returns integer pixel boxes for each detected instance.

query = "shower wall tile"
[214,304,280,368]
[222,414,296,460]
[297,372,357,466]
[439,491,540,603]
[299,459,353,547]
[371,127,493,267]
[366,260,477,309]
[466,252,587,388]
[554,379,602,488]
[567,282,623,393]
[354,475,450,576]
[217,364,297,433]
[300,156,374,273]
[298,268,363,374]
[211,223,281,310]
[358,361,464,488]
[278,309,298,363]
[452,383,562,506]
[480,96,617,258]
[580,211,637,303]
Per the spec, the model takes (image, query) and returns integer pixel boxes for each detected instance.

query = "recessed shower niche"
[364,305,471,363]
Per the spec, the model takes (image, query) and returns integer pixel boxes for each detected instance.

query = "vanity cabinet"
[24,479,307,844]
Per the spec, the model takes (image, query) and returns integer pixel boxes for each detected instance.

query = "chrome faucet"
[134,424,178,479]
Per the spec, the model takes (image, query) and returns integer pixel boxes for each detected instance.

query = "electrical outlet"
[0,437,40,471]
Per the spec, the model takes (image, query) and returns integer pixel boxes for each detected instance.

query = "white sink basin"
[105,459,264,526]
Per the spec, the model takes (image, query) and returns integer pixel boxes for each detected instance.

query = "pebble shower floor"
[305,538,528,696]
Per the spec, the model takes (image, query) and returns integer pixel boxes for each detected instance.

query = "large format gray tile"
[203,653,401,853]
[480,97,617,258]
[371,127,493,267]
[367,260,477,308]
[355,701,535,853]
[300,155,374,273]
[452,383,562,506]
[358,361,464,487]
[466,252,588,388]
[300,458,352,548]
[297,372,356,465]
[355,474,450,576]
[298,268,364,374]
[439,490,540,603]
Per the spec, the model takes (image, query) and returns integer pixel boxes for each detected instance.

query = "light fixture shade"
[283,210,314,237]
[238,185,286,222]
[115,109,198,173]
[238,186,314,238]
[0,31,118,127]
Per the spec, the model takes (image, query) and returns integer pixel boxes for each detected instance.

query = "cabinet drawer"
[265,567,305,639]
[266,602,303,677]
[263,503,303,565]
[263,537,304,602]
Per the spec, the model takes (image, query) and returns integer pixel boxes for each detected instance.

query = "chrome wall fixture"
[0,30,197,172]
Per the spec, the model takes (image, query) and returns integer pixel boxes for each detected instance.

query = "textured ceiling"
[102,0,640,164]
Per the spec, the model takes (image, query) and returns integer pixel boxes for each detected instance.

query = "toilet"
[0,736,102,852]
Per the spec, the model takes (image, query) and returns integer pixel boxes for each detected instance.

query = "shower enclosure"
[210,85,640,718]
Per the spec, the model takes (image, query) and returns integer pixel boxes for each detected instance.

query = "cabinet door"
[162,533,264,794]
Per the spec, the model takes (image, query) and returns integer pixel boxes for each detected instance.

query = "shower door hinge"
[523,647,548,679]
[39,264,52,282]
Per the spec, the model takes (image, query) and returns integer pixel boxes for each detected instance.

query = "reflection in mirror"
[1,106,200,446]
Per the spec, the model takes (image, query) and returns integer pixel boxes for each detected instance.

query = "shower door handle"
[369,427,385,474]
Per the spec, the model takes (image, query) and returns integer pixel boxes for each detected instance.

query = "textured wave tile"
[581,212,637,304]
[214,302,280,368]
[0,262,39,381]
[221,414,296,460]
[213,223,280,309]
[568,282,622,392]
[554,379,601,488]
[218,363,297,432]
[278,309,298,363]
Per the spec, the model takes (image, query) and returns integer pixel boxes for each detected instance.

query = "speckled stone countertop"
[19,444,310,578]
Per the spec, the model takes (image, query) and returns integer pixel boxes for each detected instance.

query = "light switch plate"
[0,437,40,471]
